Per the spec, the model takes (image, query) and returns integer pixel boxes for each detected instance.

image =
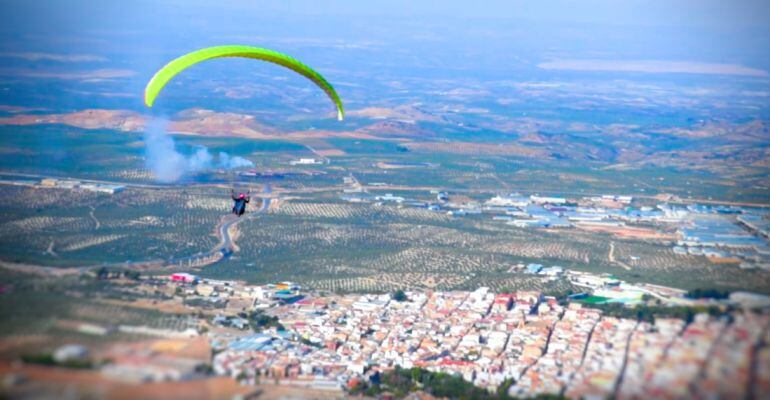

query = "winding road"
[0,169,274,273]
[0,196,270,276]
[168,196,270,268]
[219,197,270,253]
[608,241,632,271]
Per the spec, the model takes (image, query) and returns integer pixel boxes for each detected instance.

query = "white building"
[530,195,567,205]
[486,195,530,207]
[290,158,321,165]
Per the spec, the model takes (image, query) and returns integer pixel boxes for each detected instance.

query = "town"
[343,188,770,271]
[7,265,766,399]
[1,173,769,398]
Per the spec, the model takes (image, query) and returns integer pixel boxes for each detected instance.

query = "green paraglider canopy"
[144,45,345,121]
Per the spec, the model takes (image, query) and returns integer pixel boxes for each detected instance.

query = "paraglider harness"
[231,189,250,217]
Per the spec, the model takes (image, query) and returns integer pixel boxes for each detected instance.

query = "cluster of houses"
[672,205,770,269]
[507,263,564,277]
[169,273,303,309]
[208,286,769,398]
[80,266,768,398]
[342,188,770,269]
[38,178,125,194]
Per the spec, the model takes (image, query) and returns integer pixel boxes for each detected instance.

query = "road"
[169,196,270,268]
[0,171,266,193]
[608,241,632,271]
[4,169,769,209]
[219,197,270,253]
[0,171,172,190]
[0,196,270,275]
[0,171,273,273]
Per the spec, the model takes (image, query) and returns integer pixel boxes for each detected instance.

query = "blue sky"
[5,0,770,28]
[2,0,768,69]
[1,0,769,116]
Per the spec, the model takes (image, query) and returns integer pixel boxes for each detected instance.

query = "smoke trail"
[218,152,254,169]
[144,119,187,182]
[143,118,254,183]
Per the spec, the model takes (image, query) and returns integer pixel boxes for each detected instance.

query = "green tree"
[686,288,730,299]
[248,310,283,332]
[392,289,408,302]
[124,270,141,280]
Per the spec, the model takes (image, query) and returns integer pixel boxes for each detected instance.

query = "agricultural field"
[0,166,766,295]
[610,239,770,293]
[0,185,224,266]
[0,123,762,202]
[324,138,757,202]
[0,268,197,358]
[0,124,768,294]
[199,197,769,294]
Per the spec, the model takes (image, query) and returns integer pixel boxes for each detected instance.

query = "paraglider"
[144,45,345,120]
[144,45,346,215]
[231,189,250,217]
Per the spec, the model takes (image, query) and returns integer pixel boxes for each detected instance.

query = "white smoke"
[218,151,255,169]
[143,118,254,183]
